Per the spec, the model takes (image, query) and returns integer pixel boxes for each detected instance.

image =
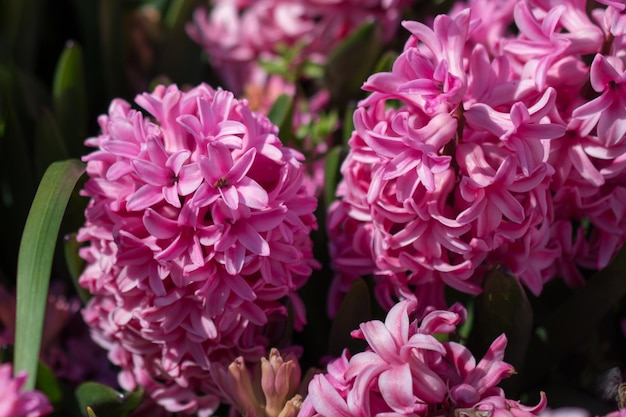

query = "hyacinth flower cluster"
[186,0,416,201]
[327,0,626,315]
[0,364,52,417]
[299,299,547,417]
[77,83,318,416]
[186,0,414,94]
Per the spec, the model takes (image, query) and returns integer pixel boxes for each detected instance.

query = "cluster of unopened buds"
[212,348,304,417]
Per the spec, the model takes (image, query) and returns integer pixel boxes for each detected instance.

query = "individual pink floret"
[0,364,52,417]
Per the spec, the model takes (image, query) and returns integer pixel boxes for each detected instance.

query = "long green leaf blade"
[14,159,85,389]
[324,146,343,208]
[328,278,371,357]
[52,42,88,157]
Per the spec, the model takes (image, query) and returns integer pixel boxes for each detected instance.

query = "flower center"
[214,177,228,188]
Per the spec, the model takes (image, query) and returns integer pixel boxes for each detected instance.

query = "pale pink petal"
[126,184,164,211]
[378,364,417,413]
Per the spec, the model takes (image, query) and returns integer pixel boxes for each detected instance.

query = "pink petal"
[384,300,415,347]
[491,189,525,224]
[126,184,164,211]
[238,223,270,256]
[378,364,417,413]
[143,208,179,239]
[132,159,170,185]
[163,185,182,208]
[410,359,447,403]
[220,185,240,210]
[224,274,256,301]
[401,333,446,354]
[238,178,269,209]
[177,163,203,196]
[381,150,420,181]
[359,320,398,363]
[249,207,288,232]
[227,147,256,184]
[590,54,621,92]
[308,376,352,417]
[167,150,191,174]
[224,244,246,275]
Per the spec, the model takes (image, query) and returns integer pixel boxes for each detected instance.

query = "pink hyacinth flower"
[0,364,52,417]
[573,54,626,149]
[187,0,412,93]
[300,299,537,417]
[78,83,318,416]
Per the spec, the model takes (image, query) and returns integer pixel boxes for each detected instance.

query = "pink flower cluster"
[299,299,547,417]
[328,0,626,315]
[78,83,318,416]
[0,364,52,417]
[186,0,413,93]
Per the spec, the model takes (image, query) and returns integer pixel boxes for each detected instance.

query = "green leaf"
[267,93,294,143]
[75,382,143,417]
[36,361,63,404]
[373,51,399,74]
[14,159,85,389]
[300,60,324,80]
[267,94,292,127]
[324,146,343,208]
[163,0,192,30]
[328,278,372,357]
[324,21,384,108]
[0,66,36,275]
[99,0,128,98]
[258,59,289,78]
[309,110,339,146]
[0,0,44,70]
[541,243,626,355]
[158,0,207,86]
[35,108,70,180]
[468,266,533,381]
[52,41,88,157]
[342,103,356,146]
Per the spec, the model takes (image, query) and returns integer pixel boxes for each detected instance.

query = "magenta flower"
[0,364,52,417]
[327,7,565,314]
[78,83,318,416]
[362,9,471,113]
[573,54,626,149]
[328,0,626,315]
[186,0,413,93]
[299,299,540,417]
[463,88,565,175]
